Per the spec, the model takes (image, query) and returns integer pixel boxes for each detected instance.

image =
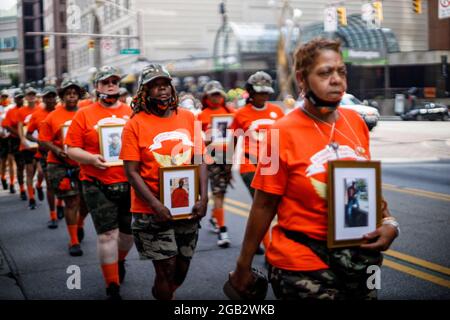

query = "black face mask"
[305,90,341,110]
[97,92,120,106]
[146,96,175,116]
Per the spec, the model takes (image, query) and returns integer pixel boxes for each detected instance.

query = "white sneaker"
[217,226,231,248]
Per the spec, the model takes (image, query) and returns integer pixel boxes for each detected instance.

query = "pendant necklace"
[301,106,366,157]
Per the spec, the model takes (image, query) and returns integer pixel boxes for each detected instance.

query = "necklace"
[301,107,366,157]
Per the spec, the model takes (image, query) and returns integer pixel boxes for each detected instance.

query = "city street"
[0,120,449,300]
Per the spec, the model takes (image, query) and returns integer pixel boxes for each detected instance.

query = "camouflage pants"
[81,180,132,235]
[132,213,199,261]
[269,265,377,300]
[47,163,81,199]
[207,163,232,195]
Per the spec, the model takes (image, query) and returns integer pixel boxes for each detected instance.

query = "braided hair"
[131,81,179,118]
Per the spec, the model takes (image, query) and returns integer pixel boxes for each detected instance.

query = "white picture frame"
[160,165,199,220]
[98,124,124,166]
[210,114,234,146]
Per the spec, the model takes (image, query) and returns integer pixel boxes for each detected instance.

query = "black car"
[401,102,449,121]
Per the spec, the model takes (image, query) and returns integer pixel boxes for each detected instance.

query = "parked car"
[340,93,380,131]
[401,102,449,121]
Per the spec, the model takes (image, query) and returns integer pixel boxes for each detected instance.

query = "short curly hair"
[294,38,342,83]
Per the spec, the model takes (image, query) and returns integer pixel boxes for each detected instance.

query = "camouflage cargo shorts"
[268,265,377,300]
[81,180,132,235]
[132,213,200,261]
[207,163,232,195]
[47,163,81,199]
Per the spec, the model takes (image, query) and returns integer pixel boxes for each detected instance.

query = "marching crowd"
[0,38,399,300]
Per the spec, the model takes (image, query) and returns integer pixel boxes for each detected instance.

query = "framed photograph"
[210,114,234,146]
[327,160,382,248]
[61,124,70,152]
[98,124,125,166]
[159,165,199,220]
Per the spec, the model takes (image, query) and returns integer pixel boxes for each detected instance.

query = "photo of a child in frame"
[344,178,369,228]
[108,132,122,157]
[170,177,189,208]
[217,121,228,138]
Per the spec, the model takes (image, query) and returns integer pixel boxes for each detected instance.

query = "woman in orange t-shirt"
[120,64,208,300]
[26,86,58,227]
[65,66,133,300]
[39,79,89,258]
[228,39,399,300]
[198,80,234,248]
[228,71,284,254]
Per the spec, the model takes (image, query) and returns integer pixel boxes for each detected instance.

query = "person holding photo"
[228,38,399,300]
[198,80,235,248]
[26,86,58,227]
[65,66,133,300]
[228,71,284,254]
[39,79,89,257]
[120,64,208,300]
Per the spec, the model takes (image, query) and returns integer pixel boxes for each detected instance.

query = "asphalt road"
[0,160,449,300]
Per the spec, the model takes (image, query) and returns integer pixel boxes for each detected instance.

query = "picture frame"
[159,165,199,220]
[61,124,70,152]
[327,160,382,248]
[98,123,125,166]
[22,125,38,149]
[210,114,234,146]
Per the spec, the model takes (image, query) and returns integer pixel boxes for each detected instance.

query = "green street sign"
[120,48,140,55]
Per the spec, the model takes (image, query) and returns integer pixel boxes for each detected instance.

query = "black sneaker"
[9,185,15,194]
[36,186,44,201]
[255,245,265,255]
[68,244,83,257]
[77,227,84,243]
[57,205,64,219]
[28,198,37,210]
[119,260,126,284]
[47,219,58,229]
[1,179,7,190]
[217,226,231,248]
[20,190,27,201]
[106,283,122,300]
[209,217,219,234]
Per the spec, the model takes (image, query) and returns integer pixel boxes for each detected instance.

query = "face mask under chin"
[305,89,342,109]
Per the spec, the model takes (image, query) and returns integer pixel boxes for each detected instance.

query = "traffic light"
[373,1,383,22]
[337,7,347,26]
[43,36,49,49]
[88,39,95,50]
[412,0,422,14]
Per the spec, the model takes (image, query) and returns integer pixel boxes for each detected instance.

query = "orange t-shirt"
[230,103,284,173]
[27,107,52,157]
[65,102,132,185]
[78,99,93,108]
[197,105,234,132]
[171,187,189,208]
[251,107,371,271]
[39,107,79,167]
[2,106,22,137]
[17,105,40,151]
[120,108,204,214]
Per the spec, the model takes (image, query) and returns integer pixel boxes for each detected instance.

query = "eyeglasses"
[100,79,119,85]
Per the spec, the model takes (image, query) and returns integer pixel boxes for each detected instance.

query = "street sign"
[324,7,337,32]
[439,0,450,19]
[120,48,140,55]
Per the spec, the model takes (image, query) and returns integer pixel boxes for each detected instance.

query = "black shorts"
[21,149,36,165]
[0,138,9,159]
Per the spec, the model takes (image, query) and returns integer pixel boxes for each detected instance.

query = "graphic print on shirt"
[248,118,276,142]
[149,131,194,167]
[306,145,368,200]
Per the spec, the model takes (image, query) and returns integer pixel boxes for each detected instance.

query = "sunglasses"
[100,79,119,85]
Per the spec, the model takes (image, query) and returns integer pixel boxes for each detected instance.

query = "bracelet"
[382,218,400,236]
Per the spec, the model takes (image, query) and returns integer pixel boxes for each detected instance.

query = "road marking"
[383,183,450,202]
[383,259,450,289]
[221,196,450,288]
[386,250,450,276]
